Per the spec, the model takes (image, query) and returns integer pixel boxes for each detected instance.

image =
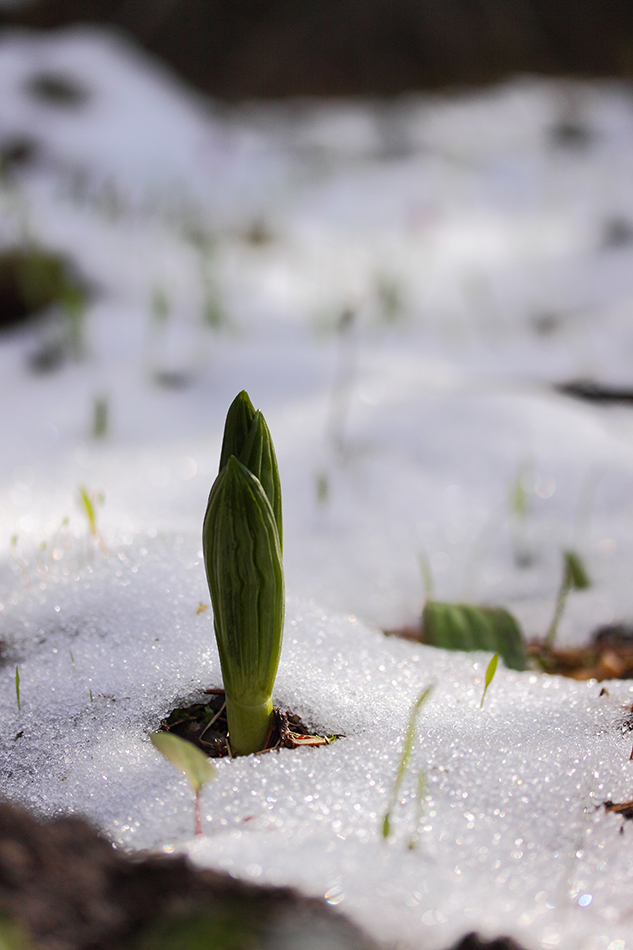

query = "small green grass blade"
[79,486,97,536]
[15,666,20,712]
[150,732,216,793]
[382,684,433,839]
[480,652,499,709]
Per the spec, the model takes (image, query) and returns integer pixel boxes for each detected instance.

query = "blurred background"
[2,0,633,97]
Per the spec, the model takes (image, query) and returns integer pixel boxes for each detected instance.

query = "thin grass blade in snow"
[382,684,433,840]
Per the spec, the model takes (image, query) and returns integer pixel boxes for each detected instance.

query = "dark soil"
[450,935,526,950]
[0,801,530,950]
[2,0,633,99]
[160,689,335,758]
[0,800,376,950]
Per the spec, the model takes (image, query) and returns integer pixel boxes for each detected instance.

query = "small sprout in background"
[151,732,216,836]
[422,601,526,671]
[375,274,403,325]
[78,486,108,556]
[407,772,427,851]
[89,689,93,703]
[544,549,590,649]
[92,394,109,439]
[25,71,89,108]
[150,286,170,330]
[203,391,284,756]
[508,462,534,568]
[243,217,274,246]
[480,652,499,709]
[315,470,329,506]
[326,307,357,457]
[196,603,208,615]
[61,282,88,361]
[69,650,74,665]
[382,684,433,840]
[15,666,20,712]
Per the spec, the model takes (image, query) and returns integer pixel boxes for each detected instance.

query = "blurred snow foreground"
[3,22,633,950]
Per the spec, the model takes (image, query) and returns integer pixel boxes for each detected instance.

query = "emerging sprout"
[203,392,284,756]
[382,684,433,840]
[151,732,216,836]
[78,486,107,555]
[544,549,590,648]
[479,652,499,708]
[15,666,20,712]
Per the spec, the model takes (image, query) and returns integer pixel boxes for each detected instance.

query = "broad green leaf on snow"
[422,601,526,671]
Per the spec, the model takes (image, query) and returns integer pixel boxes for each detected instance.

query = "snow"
[1,21,633,950]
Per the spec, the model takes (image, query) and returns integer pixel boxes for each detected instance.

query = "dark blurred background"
[1,0,633,99]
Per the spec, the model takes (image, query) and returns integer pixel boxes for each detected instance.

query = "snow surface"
[1,23,633,950]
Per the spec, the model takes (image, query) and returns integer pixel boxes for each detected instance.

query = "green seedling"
[78,486,107,555]
[89,689,93,703]
[480,652,499,708]
[151,732,216,836]
[422,601,526,671]
[508,462,534,568]
[544,549,590,648]
[315,470,329,506]
[382,684,433,840]
[326,307,357,456]
[150,286,170,330]
[203,391,284,756]
[92,395,108,439]
[61,282,87,360]
[15,666,20,712]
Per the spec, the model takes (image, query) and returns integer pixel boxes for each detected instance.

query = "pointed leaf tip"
[564,550,590,590]
[150,732,216,792]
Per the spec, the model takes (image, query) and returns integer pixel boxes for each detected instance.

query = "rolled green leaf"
[422,601,526,671]
[217,391,282,549]
[203,455,284,756]
[218,390,256,472]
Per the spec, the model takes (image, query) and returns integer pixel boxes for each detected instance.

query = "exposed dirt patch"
[159,688,337,758]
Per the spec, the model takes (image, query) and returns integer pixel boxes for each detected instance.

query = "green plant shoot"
[15,666,20,712]
[480,652,499,709]
[203,391,284,756]
[79,486,107,554]
[422,601,526,671]
[151,732,216,836]
[545,549,590,648]
[382,684,433,840]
